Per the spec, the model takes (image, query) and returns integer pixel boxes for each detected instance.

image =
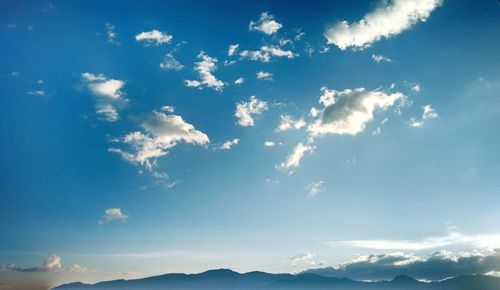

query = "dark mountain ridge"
[53,268,500,290]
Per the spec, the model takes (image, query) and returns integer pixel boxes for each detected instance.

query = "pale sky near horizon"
[1,0,500,288]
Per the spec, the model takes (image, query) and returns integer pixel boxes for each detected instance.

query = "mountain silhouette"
[52,269,500,290]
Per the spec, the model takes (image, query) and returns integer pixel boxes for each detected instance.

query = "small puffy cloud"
[256,71,273,81]
[325,0,443,50]
[372,54,392,63]
[249,12,283,35]
[277,142,315,171]
[109,109,209,172]
[308,87,405,136]
[99,208,129,224]
[304,250,500,281]
[307,181,325,197]
[409,104,438,128]
[28,90,45,96]
[411,83,421,92]
[422,104,438,120]
[264,141,276,147]
[105,23,119,45]
[135,29,173,46]
[81,72,126,122]
[276,115,306,132]
[185,51,224,91]
[235,96,269,127]
[160,53,184,71]
[219,138,239,150]
[0,254,85,273]
[227,44,239,56]
[240,46,296,62]
[234,77,245,85]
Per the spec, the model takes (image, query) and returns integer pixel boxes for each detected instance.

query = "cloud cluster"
[308,87,405,136]
[219,138,239,150]
[249,12,283,35]
[109,109,209,171]
[409,104,438,128]
[304,250,500,281]
[234,96,269,127]
[325,0,443,50]
[135,30,173,46]
[81,72,127,122]
[240,46,296,62]
[0,254,86,273]
[276,115,306,132]
[185,52,224,91]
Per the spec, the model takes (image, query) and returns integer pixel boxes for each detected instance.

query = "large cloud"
[109,109,209,171]
[185,52,224,91]
[81,73,127,122]
[303,250,500,281]
[325,0,443,50]
[308,87,405,136]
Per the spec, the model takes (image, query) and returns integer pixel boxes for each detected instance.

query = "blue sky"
[1,0,500,288]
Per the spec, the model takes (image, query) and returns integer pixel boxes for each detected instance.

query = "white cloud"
[135,29,173,45]
[240,45,296,62]
[372,118,389,135]
[227,44,239,56]
[304,250,500,281]
[308,87,405,136]
[307,181,326,197]
[276,115,306,132]
[99,208,129,224]
[249,12,283,35]
[277,142,315,171]
[325,229,500,251]
[81,72,126,122]
[422,104,438,119]
[234,77,245,85]
[290,253,324,268]
[219,138,239,150]
[372,54,392,63]
[264,141,276,147]
[411,83,421,92]
[234,96,269,127]
[185,51,224,91]
[28,90,45,96]
[0,254,86,273]
[256,71,273,81]
[160,53,184,71]
[105,23,119,45]
[325,0,443,50]
[109,110,209,171]
[409,104,438,128]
